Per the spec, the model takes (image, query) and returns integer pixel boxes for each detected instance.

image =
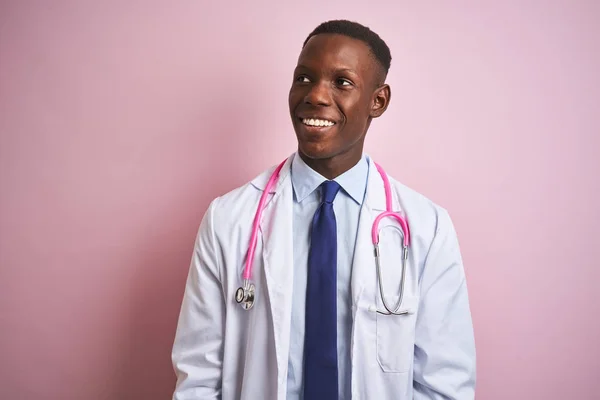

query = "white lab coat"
[172,155,476,400]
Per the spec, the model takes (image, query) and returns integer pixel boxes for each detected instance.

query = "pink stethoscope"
[235,157,411,315]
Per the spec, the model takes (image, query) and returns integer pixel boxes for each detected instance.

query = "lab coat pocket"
[375,295,419,373]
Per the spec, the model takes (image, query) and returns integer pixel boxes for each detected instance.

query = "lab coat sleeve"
[172,198,225,400]
[413,208,476,399]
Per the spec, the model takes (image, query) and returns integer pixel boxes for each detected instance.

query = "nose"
[304,81,331,106]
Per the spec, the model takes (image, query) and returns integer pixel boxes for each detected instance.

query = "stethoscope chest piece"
[235,281,255,310]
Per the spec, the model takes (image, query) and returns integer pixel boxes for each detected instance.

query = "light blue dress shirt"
[286,152,369,400]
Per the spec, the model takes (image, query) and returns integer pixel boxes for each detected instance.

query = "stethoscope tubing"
[236,157,411,314]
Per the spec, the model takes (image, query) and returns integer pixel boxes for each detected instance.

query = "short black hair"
[303,20,392,77]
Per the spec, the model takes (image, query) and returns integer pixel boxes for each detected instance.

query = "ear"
[370,84,391,118]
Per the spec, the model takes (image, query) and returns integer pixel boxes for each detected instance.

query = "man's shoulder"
[386,174,453,235]
[391,176,440,206]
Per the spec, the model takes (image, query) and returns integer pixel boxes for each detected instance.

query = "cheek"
[340,102,370,132]
[289,85,308,102]
[288,88,300,107]
[340,92,370,116]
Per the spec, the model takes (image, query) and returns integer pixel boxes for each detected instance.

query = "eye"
[296,75,310,83]
[336,78,353,87]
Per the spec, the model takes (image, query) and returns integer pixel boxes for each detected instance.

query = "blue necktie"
[304,180,341,400]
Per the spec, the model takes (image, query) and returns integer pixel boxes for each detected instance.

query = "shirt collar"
[291,152,369,205]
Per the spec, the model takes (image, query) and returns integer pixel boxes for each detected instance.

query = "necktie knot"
[321,180,341,204]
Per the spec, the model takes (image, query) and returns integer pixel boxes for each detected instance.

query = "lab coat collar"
[250,154,294,194]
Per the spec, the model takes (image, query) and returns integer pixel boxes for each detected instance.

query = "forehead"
[296,33,378,78]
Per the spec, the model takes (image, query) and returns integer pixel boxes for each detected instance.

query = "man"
[172,20,476,399]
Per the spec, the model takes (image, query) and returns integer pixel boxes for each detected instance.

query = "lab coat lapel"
[255,157,294,398]
[350,158,406,399]
[351,157,390,305]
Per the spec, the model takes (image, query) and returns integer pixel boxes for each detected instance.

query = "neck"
[298,147,363,180]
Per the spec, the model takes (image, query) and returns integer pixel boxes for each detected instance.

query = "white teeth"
[302,118,334,127]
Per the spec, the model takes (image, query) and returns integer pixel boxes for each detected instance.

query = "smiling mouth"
[300,118,336,128]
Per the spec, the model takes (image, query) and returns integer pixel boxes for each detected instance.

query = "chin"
[297,143,338,160]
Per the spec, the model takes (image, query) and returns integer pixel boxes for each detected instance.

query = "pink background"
[1,1,599,399]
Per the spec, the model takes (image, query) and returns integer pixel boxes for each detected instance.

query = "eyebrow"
[295,64,360,76]
[336,68,359,76]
